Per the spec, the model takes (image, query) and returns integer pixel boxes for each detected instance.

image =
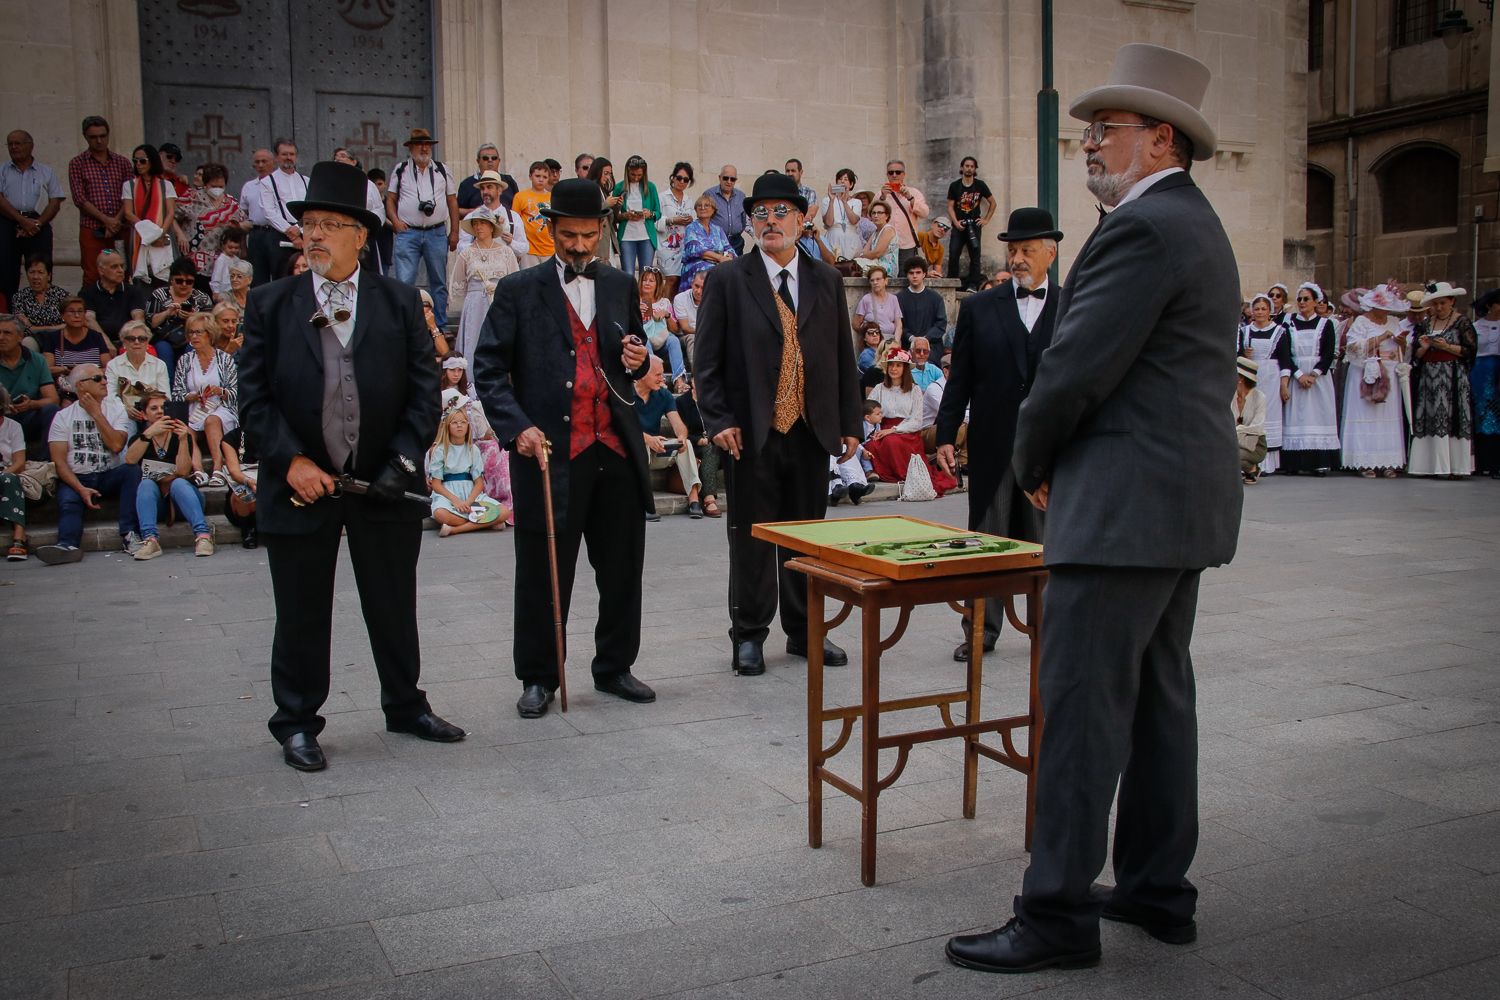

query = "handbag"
[1359,357,1390,403]
[832,258,861,278]
[898,453,937,501]
[18,460,56,502]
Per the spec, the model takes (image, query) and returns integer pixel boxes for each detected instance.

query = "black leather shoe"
[848,482,871,505]
[594,672,657,703]
[386,712,466,742]
[517,683,554,718]
[829,483,848,507]
[281,732,326,772]
[241,527,258,549]
[786,636,848,666]
[953,639,997,662]
[687,500,704,519]
[644,510,661,522]
[733,640,765,676]
[1100,893,1197,944]
[945,918,1100,974]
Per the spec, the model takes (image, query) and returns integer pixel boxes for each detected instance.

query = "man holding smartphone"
[633,354,704,519]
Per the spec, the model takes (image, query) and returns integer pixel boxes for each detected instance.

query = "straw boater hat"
[1418,281,1467,307]
[1236,356,1258,385]
[403,128,438,147]
[1069,43,1217,161]
[460,206,502,237]
[1358,286,1410,313]
[475,169,508,191]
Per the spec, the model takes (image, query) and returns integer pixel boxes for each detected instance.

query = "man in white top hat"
[946,43,1243,975]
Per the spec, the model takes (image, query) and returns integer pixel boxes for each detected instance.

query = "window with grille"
[1309,0,1325,71]
[1375,146,1459,233]
[1391,0,1439,49]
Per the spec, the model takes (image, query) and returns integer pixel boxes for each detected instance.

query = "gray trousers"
[960,465,1044,647]
[1014,564,1203,949]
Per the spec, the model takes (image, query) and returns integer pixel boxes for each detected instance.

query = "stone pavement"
[1,476,1497,1000]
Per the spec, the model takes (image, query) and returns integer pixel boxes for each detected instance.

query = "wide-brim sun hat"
[1069,43,1217,161]
[403,128,439,147]
[461,206,502,237]
[1236,356,1259,384]
[134,219,165,244]
[476,170,508,190]
[288,160,384,232]
[1418,281,1467,307]
[1340,287,1369,311]
[1359,286,1410,313]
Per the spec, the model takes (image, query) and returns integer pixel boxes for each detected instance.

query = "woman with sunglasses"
[611,155,661,277]
[418,288,451,360]
[44,297,112,382]
[121,144,177,271]
[146,257,212,373]
[1279,282,1341,476]
[105,318,170,425]
[656,162,695,297]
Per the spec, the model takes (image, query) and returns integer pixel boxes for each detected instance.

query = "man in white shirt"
[671,269,706,363]
[455,171,528,256]
[37,362,141,563]
[386,128,460,324]
[247,142,307,285]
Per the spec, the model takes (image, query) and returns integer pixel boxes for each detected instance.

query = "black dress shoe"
[1100,895,1197,944]
[829,483,848,507]
[687,500,704,519]
[644,510,661,522]
[945,918,1100,974]
[733,640,765,676]
[386,711,466,742]
[594,672,657,703]
[281,732,326,772]
[847,482,871,505]
[241,527,258,549]
[786,636,848,666]
[953,639,997,662]
[516,683,554,718]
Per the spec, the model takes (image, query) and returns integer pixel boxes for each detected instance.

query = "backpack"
[391,159,450,201]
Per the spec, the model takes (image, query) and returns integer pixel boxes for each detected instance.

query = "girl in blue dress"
[427,402,509,537]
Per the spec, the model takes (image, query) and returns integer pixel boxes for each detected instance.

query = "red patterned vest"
[565,298,626,460]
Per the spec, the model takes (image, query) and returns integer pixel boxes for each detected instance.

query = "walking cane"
[723,448,742,673]
[537,439,568,712]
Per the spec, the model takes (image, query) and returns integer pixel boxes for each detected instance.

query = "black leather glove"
[367,462,411,504]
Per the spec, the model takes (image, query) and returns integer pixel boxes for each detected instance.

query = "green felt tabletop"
[765,516,975,546]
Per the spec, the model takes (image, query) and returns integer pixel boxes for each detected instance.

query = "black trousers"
[263,499,430,742]
[248,227,291,286]
[1015,565,1203,949]
[512,443,644,688]
[0,220,51,303]
[724,421,829,645]
[949,226,983,289]
[959,465,1043,647]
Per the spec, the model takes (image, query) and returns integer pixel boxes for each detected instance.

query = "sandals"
[702,496,722,518]
[6,538,27,562]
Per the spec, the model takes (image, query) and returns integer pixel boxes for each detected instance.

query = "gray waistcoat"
[320,328,359,472]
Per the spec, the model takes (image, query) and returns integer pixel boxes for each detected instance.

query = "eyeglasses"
[672,175,690,183]
[1296,295,1314,302]
[1080,121,1154,145]
[749,204,797,220]
[75,374,105,384]
[133,158,149,164]
[123,335,149,343]
[720,175,737,182]
[301,218,362,235]
[479,154,499,161]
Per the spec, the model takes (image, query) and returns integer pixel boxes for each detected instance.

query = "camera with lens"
[418,199,436,217]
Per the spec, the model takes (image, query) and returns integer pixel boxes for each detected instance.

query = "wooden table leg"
[962,597,985,820]
[860,597,881,887]
[807,579,825,850]
[1025,575,1044,852]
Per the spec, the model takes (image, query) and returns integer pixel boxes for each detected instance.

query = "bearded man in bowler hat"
[472,178,657,719]
[936,207,1060,662]
[694,172,864,676]
[945,44,1242,973]
[239,160,464,772]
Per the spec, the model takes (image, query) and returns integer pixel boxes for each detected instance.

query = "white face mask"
[206,186,225,199]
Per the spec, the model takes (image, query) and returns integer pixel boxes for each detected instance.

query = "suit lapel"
[538,257,572,342]
[347,270,377,354]
[993,287,1029,377]
[744,248,784,339]
[795,251,821,343]
[293,273,323,372]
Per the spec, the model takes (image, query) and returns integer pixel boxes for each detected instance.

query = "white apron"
[1244,326,1284,473]
[1282,322,1339,452]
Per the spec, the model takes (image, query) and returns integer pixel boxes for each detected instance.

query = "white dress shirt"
[556,258,596,328]
[1012,278,1050,332]
[1113,166,1184,209]
[260,168,310,232]
[760,249,800,311]
[239,176,268,226]
[392,160,455,227]
[311,267,360,348]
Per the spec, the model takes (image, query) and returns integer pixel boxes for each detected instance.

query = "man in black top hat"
[695,172,864,676]
[935,207,1060,661]
[472,178,657,719]
[239,160,464,772]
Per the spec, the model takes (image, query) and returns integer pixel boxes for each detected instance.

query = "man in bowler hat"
[472,178,657,718]
[238,160,465,772]
[694,172,864,675]
[935,207,1060,661]
[945,44,1242,973]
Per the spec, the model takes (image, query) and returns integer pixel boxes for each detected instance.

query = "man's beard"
[1084,149,1148,208]
[307,251,332,277]
[413,153,432,168]
[1012,267,1039,290]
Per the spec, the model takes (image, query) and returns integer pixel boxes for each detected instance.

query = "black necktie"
[1016,285,1046,300]
[1096,203,1108,219]
[562,259,599,283]
[777,269,796,315]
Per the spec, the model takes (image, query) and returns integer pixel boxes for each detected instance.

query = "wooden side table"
[789,555,1046,886]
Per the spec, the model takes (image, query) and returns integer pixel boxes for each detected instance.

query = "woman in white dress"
[1280,282,1341,475]
[1340,286,1409,477]
[1238,294,1289,474]
[655,162,696,299]
[820,168,865,261]
[449,207,518,361]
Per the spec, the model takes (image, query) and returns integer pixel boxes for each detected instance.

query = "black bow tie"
[1016,285,1046,300]
[1097,203,1108,219]
[562,259,599,283]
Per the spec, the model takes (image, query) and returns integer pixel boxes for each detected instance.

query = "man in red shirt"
[472,178,657,719]
[67,116,133,284]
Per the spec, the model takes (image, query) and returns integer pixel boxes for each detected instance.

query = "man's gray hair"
[66,363,101,391]
[476,142,499,158]
[0,384,10,412]
[1042,238,1058,253]
[0,312,17,330]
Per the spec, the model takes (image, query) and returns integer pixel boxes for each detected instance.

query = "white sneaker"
[194,536,215,557]
[133,537,163,561]
[37,544,84,565]
[121,531,144,555]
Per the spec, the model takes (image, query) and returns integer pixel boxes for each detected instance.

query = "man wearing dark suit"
[936,208,1060,662]
[238,160,465,772]
[695,172,864,676]
[472,178,657,719]
[946,44,1243,974]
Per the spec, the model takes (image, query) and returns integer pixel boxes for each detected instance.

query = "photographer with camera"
[634,354,703,519]
[386,128,460,326]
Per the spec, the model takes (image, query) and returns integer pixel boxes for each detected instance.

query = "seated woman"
[0,387,28,560]
[852,266,902,342]
[856,322,883,373]
[14,255,72,349]
[679,195,735,287]
[633,355,703,518]
[427,400,509,537]
[105,319,170,428]
[854,202,899,277]
[45,297,113,382]
[419,288,451,360]
[638,265,686,389]
[672,375,722,519]
[147,256,213,373]
[171,311,252,500]
[214,257,253,315]
[124,392,214,559]
[863,349,928,483]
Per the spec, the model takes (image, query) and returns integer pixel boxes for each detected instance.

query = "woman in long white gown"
[1238,294,1290,473]
[449,207,518,361]
[1340,286,1409,477]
